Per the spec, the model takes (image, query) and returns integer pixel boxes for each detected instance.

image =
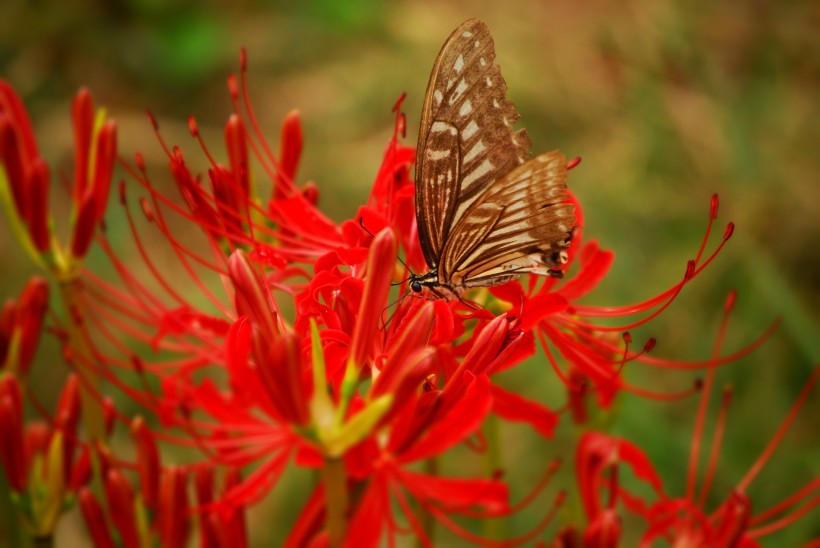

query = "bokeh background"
[1,0,818,545]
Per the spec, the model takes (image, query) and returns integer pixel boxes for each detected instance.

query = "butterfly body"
[411,19,576,299]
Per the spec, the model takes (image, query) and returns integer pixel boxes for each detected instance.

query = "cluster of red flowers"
[1,52,817,546]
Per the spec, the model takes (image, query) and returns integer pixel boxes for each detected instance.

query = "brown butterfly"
[409,18,577,299]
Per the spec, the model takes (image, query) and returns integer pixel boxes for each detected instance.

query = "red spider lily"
[1,276,49,377]
[0,82,116,268]
[1,52,806,548]
[80,463,196,548]
[571,294,820,546]
[0,374,90,537]
[288,312,565,547]
[478,193,780,415]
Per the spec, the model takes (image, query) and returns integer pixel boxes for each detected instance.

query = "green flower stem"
[416,457,439,548]
[323,457,348,547]
[482,413,506,540]
[0,474,24,548]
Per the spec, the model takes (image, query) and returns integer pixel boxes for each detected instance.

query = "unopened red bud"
[723,222,735,240]
[279,110,303,184]
[209,165,243,236]
[26,158,50,251]
[71,88,94,199]
[225,115,249,195]
[0,377,25,491]
[228,250,280,339]
[95,441,115,481]
[132,416,160,511]
[70,191,98,258]
[644,338,656,352]
[255,331,309,425]
[0,81,39,157]
[158,467,190,548]
[70,446,92,491]
[54,374,80,480]
[78,488,115,548]
[0,116,26,212]
[105,468,140,548]
[91,120,116,221]
[15,276,49,375]
[349,228,397,368]
[55,374,80,435]
[194,467,214,505]
[103,396,116,436]
[710,193,720,219]
[0,299,14,360]
[24,420,49,463]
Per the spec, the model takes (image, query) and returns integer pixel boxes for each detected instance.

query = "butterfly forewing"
[413,19,576,296]
[415,18,531,268]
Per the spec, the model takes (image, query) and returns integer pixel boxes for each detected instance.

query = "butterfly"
[409,18,577,300]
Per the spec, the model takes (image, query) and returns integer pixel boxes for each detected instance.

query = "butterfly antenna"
[382,290,413,329]
[359,216,416,275]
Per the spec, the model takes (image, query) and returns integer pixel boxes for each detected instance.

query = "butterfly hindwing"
[442,151,575,286]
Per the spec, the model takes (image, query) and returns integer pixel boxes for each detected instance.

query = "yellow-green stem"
[482,413,506,540]
[0,474,23,547]
[323,457,348,547]
[416,457,438,548]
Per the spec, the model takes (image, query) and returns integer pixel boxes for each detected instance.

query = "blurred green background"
[1,0,818,545]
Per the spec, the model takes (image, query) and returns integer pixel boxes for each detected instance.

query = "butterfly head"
[408,270,440,294]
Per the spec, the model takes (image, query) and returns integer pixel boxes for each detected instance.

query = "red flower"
[0,374,88,536]
[1,276,49,377]
[0,83,116,266]
[3,51,804,548]
[571,295,819,546]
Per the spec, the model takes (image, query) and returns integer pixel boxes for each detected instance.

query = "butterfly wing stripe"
[416,120,462,265]
[441,151,575,281]
[437,202,503,280]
